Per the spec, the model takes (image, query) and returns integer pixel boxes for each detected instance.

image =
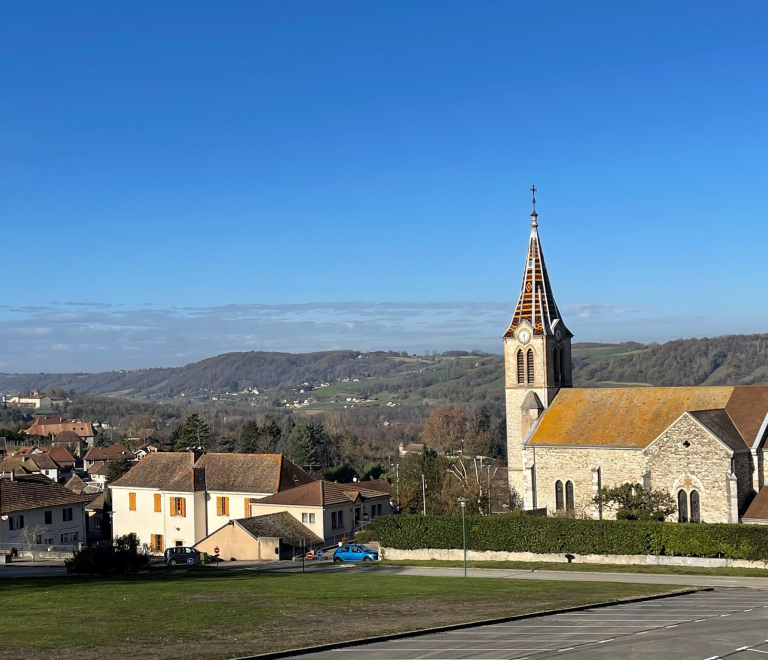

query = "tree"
[593,483,676,521]
[172,413,210,452]
[421,407,467,453]
[94,432,111,448]
[398,449,451,514]
[288,424,318,472]
[106,457,134,485]
[236,420,260,453]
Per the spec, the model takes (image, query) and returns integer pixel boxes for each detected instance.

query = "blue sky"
[2,1,767,372]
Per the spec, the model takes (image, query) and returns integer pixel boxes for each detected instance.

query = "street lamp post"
[457,497,469,577]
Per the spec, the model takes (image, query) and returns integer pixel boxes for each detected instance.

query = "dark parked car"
[333,544,379,562]
[164,546,202,566]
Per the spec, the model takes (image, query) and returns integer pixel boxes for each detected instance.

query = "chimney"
[10,470,14,482]
[520,391,545,440]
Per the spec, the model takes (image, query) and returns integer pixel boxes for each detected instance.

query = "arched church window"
[526,349,535,384]
[565,481,574,511]
[555,481,564,510]
[690,490,700,523]
[553,347,561,385]
[516,350,524,384]
[677,490,688,523]
[559,346,566,385]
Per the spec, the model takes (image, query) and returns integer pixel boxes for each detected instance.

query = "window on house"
[154,494,162,512]
[151,534,164,553]
[377,504,382,515]
[62,508,73,522]
[565,481,574,511]
[60,532,78,543]
[93,517,102,529]
[9,517,25,533]
[526,349,535,384]
[678,490,688,523]
[331,512,338,529]
[555,481,564,511]
[302,513,308,523]
[338,511,344,527]
[216,496,229,516]
[170,497,186,517]
[44,511,52,525]
[309,513,315,524]
[516,350,524,384]
[690,490,701,523]
[129,492,137,511]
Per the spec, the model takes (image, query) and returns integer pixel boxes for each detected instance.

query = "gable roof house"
[83,444,132,470]
[52,431,86,458]
[109,452,314,553]
[249,480,392,544]
[194,511,322,561]
[0,474,90,549]
[25,417,95,447]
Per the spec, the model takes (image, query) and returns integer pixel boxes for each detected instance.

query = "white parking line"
[745,650,768,655]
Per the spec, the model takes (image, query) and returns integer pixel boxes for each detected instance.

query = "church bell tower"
[504,187,573,503]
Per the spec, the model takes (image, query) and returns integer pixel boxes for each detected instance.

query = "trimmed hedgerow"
[372,514,768,561]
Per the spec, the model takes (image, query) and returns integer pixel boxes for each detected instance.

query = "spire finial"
[530,184,538,227]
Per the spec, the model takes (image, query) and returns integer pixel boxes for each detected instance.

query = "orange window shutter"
[180,498,186,518]
[159,535,164,552]
[154,494,161,512]
[129,492,136,511]
[169,498,176,517]
[216,497,222,516]
[223,497,229,516]
[244,498,249,517]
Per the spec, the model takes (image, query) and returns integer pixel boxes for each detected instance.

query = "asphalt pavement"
[285,589,768,660]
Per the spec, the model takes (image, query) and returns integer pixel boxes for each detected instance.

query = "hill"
[1,333,767,408]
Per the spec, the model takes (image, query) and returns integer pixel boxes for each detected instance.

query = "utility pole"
[421,474,427,515]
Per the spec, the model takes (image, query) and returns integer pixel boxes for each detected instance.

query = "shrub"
[354,529,376,544]
[65,534,151,575]
[372,514,768,561]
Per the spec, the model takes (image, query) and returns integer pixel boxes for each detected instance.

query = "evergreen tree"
[236,420,260,453]
[288,424,318,472]
[172,413,210,452]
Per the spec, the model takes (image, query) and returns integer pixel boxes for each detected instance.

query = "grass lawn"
[0,570,677,660]
[381,559,768,578]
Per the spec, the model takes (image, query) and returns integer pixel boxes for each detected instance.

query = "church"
[504,190,768,524]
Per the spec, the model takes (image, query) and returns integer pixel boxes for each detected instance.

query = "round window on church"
[682,441,691,448]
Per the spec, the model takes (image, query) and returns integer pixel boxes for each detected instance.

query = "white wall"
[0,503,86,547]
[205,490,272,528]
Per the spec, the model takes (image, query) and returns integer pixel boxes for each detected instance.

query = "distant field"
[0,570,676,660]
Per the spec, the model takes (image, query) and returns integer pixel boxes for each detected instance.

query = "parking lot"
[285,589,768,660]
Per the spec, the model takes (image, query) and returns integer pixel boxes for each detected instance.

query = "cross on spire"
[530,184,538,226]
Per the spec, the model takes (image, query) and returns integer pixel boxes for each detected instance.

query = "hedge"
[371,514,768,561]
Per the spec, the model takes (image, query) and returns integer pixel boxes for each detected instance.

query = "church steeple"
[503,187,571,340]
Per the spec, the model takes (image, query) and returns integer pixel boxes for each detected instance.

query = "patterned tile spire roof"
[504,188,571,338]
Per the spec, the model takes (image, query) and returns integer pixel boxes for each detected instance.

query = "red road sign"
[214,546,220,554]
[306,551,314,559]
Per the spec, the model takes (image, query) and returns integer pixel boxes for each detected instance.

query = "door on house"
[354,508,360,526]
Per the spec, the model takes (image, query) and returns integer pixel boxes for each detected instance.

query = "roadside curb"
[231,586,711,660]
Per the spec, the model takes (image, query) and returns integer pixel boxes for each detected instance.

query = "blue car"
[333,544,379,562]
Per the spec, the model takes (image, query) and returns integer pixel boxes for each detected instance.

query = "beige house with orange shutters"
[110,452,313,553]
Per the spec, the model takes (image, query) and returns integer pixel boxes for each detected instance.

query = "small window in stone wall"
[678,490,688,522]
[555,481,564,510]
[565,481,574,511]
[682,440,691,448]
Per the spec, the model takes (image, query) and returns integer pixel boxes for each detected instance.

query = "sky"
[1,1,768,372]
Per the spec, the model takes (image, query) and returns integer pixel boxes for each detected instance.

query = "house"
[87,461,110,487]
[41,446,76,471]
[25,417,95,447]
[0,473,89,549]
[9,389,66,410]
[503,195,768,524]
[194,511,322,561]
[109,452,315,553]
[398,442,424,457]
[84,492,106,542]
[248,480,392,544]
[52,431,85,458]
[83,444,132,470]
[0,454,64,482]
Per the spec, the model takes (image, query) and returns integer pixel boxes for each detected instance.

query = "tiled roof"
[53,431,82,445]
[87,461,109,476]
[341,478,392,495]
[110,452,204,492]
[743,487,768,522]
[26,418,94,438]
[0,474,91,514]
[85,492,106,511]
[527,386,768,448]
[25,454,59,471]
[257,480,389,507]
[0,456,27,473]
[194,453,313,494]
[504,207,570,338]
[41,446,76,467]
[83,444,132,461]
[236,511,322,544]
[689,410,748,451]
[401,443,424,452]
[64,474,87,494]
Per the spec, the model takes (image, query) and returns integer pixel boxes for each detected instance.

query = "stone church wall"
[529,446,645,519]
[644,414,733,524]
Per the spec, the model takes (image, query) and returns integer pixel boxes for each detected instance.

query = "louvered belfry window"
[526,349,535,384]
[516,350,524,384]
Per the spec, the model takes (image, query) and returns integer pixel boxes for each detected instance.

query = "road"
[282,589,768,660]
[5,559,768,591]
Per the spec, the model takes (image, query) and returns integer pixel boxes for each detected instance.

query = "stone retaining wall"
[382,547,768,570]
